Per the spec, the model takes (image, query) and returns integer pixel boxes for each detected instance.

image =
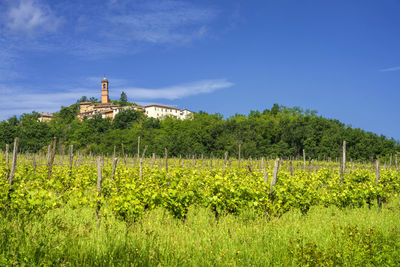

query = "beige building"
[78,77,118,120]
[144,104,193,120]
[36,77,194,122]
[38,113,53,122]
[78,101,119,120]
[78,77,142,120]
[79,77,193,121]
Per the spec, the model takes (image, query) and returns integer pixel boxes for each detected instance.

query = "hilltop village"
[39,77,192,122]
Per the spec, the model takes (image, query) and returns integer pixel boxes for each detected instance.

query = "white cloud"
[105,1,217,44]
[0,85,93,120]
[0,49,18,82]
[0,0,221,60]
[379,66,400,72]
[121,79,234,100]
[6,0,61,34]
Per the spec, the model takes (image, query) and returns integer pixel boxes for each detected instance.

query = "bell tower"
[101,76,109,104]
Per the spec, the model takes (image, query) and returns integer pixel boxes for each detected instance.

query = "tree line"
[0,103,398,161]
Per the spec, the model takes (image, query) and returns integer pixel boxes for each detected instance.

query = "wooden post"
[238,143,241,168]
[376,159,381,210]
[46,144,51,165]
[224,152,228,168]
[303,149,306,170]
[289,161,293,176]
[32,154,36,172]
[96,156,102,219]
[262,157,267,184]
[111,157,118,180]
[5,144,9,181]
[137,136,141,162]
[9,138,18,185]
[5,144,9,169]
[97,157,102,192]
[150,153,155,168]
[261,157,265,173]
[139,158,143,180]
[139,145,148,180]
[164,148,168,173]
[270,158,280,188]
[113,145,116,159]
[47,137,57,179]
[269,158,280,200]
[342,140,346,172]
[248,157,253,173]
[264,171,268,186]
[69,144,74,170]
[395,154,398,171]
[341,140,346,184]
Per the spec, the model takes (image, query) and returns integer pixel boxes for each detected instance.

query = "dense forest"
[0,103,398,160]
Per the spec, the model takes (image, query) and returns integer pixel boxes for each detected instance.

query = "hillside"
[0,104,398,160]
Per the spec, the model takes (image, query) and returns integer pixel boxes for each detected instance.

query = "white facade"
[144,105,192,120]
[179,108,192,120]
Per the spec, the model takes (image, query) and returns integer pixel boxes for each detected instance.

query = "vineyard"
[1,139,400,265]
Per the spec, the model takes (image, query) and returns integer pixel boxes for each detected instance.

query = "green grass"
[1,201,400,266]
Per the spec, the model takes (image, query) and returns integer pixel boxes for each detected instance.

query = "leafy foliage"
[1,155,399,265]
[0,104,398,159]
[1,157,399,221]
[120,91,128,106]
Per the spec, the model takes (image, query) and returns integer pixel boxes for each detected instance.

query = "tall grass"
[1,201,400,266]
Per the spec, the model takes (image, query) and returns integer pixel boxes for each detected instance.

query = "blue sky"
[0,0,400,140]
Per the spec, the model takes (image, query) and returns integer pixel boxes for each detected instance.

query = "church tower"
[101,76,109,104]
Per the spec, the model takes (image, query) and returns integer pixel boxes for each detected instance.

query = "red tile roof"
[145,104,180,110]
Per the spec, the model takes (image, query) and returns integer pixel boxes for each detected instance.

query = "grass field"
[1,152,400,266]
[1,203,400,266]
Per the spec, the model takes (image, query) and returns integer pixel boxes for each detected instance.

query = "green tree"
[0,121,17,149]
[77,96,88,103]
[55,105,79,123]
[3,102,399,159]
[89,97,98,103]
[120,91,128,106]
[113,109,142,129]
